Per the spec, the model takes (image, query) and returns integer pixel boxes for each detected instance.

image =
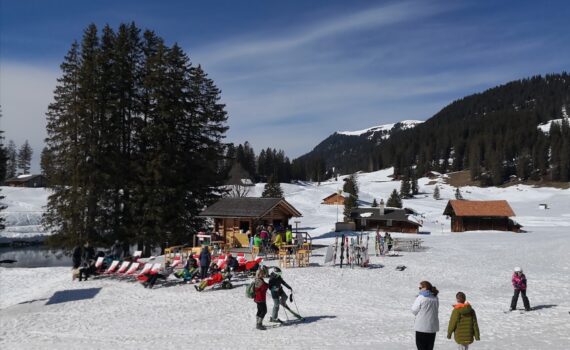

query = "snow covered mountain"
[338,120,423,140]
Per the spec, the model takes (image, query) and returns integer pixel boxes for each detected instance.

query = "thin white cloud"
[196,0,453,65]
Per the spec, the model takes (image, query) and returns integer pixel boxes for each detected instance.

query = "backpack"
[245,281,256,299]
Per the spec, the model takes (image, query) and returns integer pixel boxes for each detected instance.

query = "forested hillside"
[292,73,570,184]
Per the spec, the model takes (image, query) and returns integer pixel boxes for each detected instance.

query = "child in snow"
[174,255,199,282]
[411,280,440,350]
[510,267,531,311]
[253,266,269,330]
[268,267,294,323]
[447,292,480,349]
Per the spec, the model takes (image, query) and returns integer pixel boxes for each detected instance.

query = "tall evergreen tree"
[261,175,283,198]
[44,24,228,250]
[411,175,419,195]
[433,185,441,200]
[6,140,17,178]
[371,198,378,207]
[17,140,33,174]
[400,177,411,199]
[386,189,402,208]
[0,110,7,230]
[454,187,464,200]
[342,173,359,221]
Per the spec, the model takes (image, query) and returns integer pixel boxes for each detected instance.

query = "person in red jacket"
[254,266,269,330]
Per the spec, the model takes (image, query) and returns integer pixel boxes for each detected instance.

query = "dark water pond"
[0,246,73,268]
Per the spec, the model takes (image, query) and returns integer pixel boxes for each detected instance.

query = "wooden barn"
[350,205,421,233]
[4,174,47,188]
[322,192,345,205]
[443,200,521,232]
[199,197,302,248]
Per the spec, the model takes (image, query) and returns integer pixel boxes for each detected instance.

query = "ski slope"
[1,169,569,349]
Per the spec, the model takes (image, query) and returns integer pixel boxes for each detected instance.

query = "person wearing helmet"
[254,266,269,330]
[268,267,295,323]
[510,267,531,311]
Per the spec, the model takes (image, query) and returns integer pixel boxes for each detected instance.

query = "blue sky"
[1,0,569,171]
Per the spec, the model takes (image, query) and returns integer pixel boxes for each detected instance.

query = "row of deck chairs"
[92,252,263,283]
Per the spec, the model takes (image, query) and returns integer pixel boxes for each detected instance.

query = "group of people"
[252,265,303,330]
[375,230,394,255]
[251,224,294,253]
[411,267,530,350]
[72,240,133,282]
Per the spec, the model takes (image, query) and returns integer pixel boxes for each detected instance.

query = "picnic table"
[393,238,424,252]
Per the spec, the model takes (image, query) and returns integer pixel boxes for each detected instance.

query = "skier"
[447,292,480,349]
[268,267,297,323]
[385,232,393,252]
[253,266,269,330]
[510,267,531,311]
[411,280,440,350]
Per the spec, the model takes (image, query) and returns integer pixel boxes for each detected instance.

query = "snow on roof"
[338,120,423,138]
[17,174,33,179]
[360,212,373,218]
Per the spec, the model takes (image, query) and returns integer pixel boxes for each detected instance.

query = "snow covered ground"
[1,169,569,349]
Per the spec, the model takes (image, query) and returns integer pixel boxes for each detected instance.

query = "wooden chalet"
[443,200,521,232]
[350,205,421,233]
[4,174,47,188]
[199,197,302,247]
[322,192,345,205]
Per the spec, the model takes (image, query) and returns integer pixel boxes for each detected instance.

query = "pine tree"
[386,189,402,208]
[44,24,229,249]
[6,140,17,178]
[433,185,441,200]
[0,110,7,230]
[454,187,464,200]
[371,198,378,207]
[342,173,359,221]
[411,175,419,195]
[17,140,33,174]
[400,177,411,199]
[261,175,283,198]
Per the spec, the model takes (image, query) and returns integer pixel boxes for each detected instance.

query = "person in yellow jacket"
[447,292,480,350]
[285,226,293,244]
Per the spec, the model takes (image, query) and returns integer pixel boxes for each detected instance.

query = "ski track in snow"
[1,169,570,349]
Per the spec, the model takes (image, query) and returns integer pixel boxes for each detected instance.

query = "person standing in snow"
[254,266,269,330]
[110,240,122,260]
[199,245,211,279]
[447,292,480,349]
[268,267,293,323]
[510,267,531,311]
[412,280,440,350]
[385,232,393,252]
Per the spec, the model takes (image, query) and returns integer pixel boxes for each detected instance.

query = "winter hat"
[514,266,522,273]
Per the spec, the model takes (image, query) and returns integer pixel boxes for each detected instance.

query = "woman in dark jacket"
[199,246,211,279]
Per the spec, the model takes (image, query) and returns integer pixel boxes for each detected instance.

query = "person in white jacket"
[411,280,440,350]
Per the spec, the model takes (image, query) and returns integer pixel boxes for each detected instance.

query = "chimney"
[379,199,385,215]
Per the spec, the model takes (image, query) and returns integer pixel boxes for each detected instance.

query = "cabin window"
[387,220,392,226]
[362,219,367,226]
[239,221,250,233]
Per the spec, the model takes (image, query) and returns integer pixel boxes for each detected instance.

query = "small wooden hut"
[350,205,421,233]
[443,200,521,232]
[322,192,345,205]
[199,197,302,247]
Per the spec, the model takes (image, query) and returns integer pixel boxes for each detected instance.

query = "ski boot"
[269,317,283,324]
[256,317,266,330]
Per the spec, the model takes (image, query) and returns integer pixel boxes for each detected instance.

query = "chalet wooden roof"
[322,193,344,201]
[4,174,45,183]
[350,207,421,227]
[200,197,302,218]
[443,200,515,217]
